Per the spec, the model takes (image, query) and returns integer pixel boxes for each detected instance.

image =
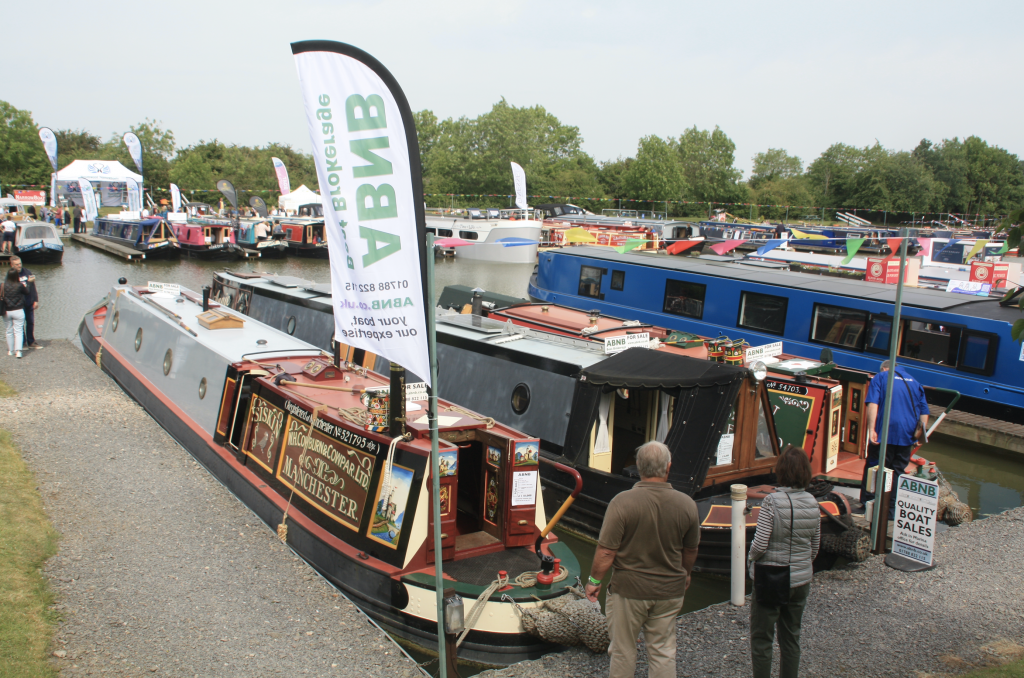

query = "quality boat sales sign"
[892,474,939,566]
[292,41,430,384]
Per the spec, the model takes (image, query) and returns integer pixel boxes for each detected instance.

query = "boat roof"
[581,348,748,389]
[554,247,1022,322]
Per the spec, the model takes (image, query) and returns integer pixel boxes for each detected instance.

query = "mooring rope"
[277,405,325,542]
[444,404,495,429]
[455,565,569,647]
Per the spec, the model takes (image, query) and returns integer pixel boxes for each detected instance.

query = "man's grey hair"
[880,359,891,370]
[636,441,671,479]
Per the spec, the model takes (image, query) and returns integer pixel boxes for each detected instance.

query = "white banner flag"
[126,177,142,212]
[170,183,181,212]
[78,179,99,222]
[511,161,527,210]
[292,41,430,384]
[39,127,59,172]
[271,156,291,195]
[50,173,57,208]
[123,132,144,176]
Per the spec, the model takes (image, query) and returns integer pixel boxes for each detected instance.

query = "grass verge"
[0,379,15,398]
[958,659,1024,677]
[0,427,59,677]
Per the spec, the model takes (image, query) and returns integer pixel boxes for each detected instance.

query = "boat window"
[865,314,892,354]
[755,396,776,459]
[286,316,297,335]
[810,304,867,350]
[438,228,453,237]
[712,404,736,466]
[199,377,207,400]
[663,279,706,319]
[163,349,173,376]
[958,331,998,375]
[737,291,788,335]
[458,231,479,240]
[426,227,436,235]
[22,225,53,239]
[610,270,625,291]
[578,265,605,299]
[135,328,143,352]
[111,311,119,332]
[511,383,531,414]
[899,320,960,366]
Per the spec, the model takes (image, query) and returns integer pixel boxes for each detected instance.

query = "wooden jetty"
[71,234,147,261]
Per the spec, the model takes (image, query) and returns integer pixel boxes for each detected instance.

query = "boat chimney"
[202,286,211,312]
[471,288,484,316]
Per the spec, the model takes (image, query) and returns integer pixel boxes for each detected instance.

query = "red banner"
[13,190,45,205]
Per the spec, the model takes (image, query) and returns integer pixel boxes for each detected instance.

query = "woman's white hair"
[635,441,671,479]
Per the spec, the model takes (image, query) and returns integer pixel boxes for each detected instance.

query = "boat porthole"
[511,383,531,415]
[163,349,173,376]
[199,378,207,400]
[286,316,296,335]
[135,328,143,352]
[111,311,119,332]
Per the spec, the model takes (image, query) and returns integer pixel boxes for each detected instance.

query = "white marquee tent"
[278,184,322,213]
[56,159,143,207]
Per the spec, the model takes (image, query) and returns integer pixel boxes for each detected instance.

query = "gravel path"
[478,507,1024,677]
[0,340,421,678]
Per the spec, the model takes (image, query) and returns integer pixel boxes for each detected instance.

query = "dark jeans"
[23,305,35,346]
[751,583,810,678]
[859,442,914,518]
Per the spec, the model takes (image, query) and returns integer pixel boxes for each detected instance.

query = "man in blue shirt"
[860,360,930,518]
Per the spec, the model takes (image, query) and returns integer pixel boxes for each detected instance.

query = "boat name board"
[744,341,783,363]
[283,400,381,454]
[891,474,939,566]
[763,380,808,396]
[604,332,650,354]
[277,415,377,530]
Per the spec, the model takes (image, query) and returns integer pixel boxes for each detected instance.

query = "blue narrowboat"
[529,247,1024,421]
[93,216,180,259]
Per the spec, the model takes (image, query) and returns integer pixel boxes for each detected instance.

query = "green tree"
[99,119,176,193]
[621,135,685,206]
[0,100,50,186]
[805,143,865,207]
[54,129,102,165]
[597,157,632,199]
[676,126,743,210]
[169,151,213,193]
[749,148,803,189]
[851,148,937,213]
[749,177,814,220]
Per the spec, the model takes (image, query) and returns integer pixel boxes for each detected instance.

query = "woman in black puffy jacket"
[3,266,27,358]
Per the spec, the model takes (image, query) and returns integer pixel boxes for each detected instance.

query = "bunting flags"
[936,239,961,255]
[886,238,904,258]
[615,239,647,254]
[564,227,599,243]
[667,240,702,255]
[841,238,866,265]
[965,239,990,261]
[755,239,785,256]
[710,239,747,255]
[790,227,828,240]
[997,241,1010,255]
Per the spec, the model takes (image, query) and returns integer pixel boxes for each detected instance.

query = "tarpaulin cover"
[578,347,748,390]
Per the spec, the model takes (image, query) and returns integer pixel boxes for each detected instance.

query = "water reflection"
[919,434,1024,518]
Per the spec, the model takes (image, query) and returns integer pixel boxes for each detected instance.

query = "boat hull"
[240,241,288,258]
[14,244,63,264]
[77,312,558,667]
[177,243,244,261]
[286,244,331,259]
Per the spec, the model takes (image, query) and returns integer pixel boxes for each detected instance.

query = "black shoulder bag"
[754,493,793,606]
[0,282,6,317]
[899,375,926,443]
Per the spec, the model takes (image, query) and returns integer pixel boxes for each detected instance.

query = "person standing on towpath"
[584,441,700,678]
[747,446,821,678]
[861,359,929,518]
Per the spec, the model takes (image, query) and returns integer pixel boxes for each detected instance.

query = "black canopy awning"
[579,347,749,390]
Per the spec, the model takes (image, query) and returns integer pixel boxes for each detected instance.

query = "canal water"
[27,240,1024,671]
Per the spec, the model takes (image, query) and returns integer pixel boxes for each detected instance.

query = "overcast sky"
[8,0,1022,179]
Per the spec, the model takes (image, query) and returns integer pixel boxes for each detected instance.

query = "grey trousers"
[750,583,810,678]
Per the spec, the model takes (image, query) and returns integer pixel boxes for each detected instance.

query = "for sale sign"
[892,474,939,566]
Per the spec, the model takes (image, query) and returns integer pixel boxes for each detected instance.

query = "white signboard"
[604,332,650,354]
[716,433,734,466]
[745,341,783,363]
[365,381,428,401]
[892,474,939,566]
[511,470,538,507]
[147,282,180,296]
[945,280,991,296]
[293,41,430,385]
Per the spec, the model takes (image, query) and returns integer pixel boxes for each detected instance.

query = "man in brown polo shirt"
[584,441,700,678]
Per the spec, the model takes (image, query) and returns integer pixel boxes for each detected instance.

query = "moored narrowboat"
[169,217,244,260]
[279,219,330,258]
[234,219,288,258]
[78,281,583,666]
[530,246,1024,422]
[13,220,64,264]
[92,215,180,258]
